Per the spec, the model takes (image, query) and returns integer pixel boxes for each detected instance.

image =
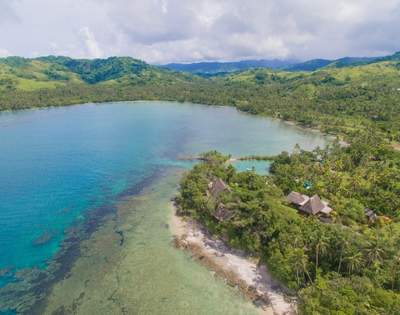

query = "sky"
[1,0,400,64]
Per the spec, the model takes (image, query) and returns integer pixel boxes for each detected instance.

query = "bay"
[0,101,325,314]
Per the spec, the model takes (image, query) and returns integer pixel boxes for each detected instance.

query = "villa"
[208,178,231,199]
[287,191,333,216]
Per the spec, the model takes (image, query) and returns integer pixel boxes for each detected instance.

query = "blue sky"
[1,0,399,63]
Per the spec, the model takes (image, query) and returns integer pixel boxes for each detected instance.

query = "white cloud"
[160,0,168,14]
[0,0,399,63]
[0,48,11,57]
[0,0,18,25]
[79,27,103,58]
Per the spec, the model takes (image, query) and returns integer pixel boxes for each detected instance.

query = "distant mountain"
[285,54,400,71]
[329,57,378,68]
[373,51,400,62]
[161,59,298,74]
[284,57,383,71]
[162,52,400,74]
[285,59,332,71]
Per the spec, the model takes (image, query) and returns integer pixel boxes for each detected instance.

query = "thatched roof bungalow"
[300,195,332,216]
[287,192,333,216]
[287,191,309,206]
[208,178,230,199]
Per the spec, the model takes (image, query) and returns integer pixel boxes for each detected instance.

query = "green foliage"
[271,132,400,221]
[42,56,149,83]
[177,149,400,314]
[299,275,400,315]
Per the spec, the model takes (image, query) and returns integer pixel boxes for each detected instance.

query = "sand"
[39,171,262,315]
[170,207,297,315]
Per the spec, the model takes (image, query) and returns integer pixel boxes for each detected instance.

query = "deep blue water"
[0,101,325,292]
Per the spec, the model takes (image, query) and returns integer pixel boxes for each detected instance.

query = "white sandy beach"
[170,205,297,315]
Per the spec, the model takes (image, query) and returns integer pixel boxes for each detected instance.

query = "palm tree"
[337,239,349,274]
[344,251,364,275]
[389,255,400,290]
[365,234,385,267]
[291,247,313,286]
[315,236,329,274]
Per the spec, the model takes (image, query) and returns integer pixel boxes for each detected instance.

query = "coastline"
[169,205,297,315]
[0,99,332,142]
[0,101,324,315]
[31,169,262,315]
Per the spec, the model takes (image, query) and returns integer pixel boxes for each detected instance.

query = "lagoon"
[0,101,325,314]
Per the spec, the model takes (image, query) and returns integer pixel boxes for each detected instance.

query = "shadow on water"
[0,167,167,315]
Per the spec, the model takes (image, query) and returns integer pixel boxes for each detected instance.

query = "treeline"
[1,57,400,143]
[271,132,400,221]
[176,151,400,314]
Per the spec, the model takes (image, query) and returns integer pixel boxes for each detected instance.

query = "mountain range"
[161,52,400,74]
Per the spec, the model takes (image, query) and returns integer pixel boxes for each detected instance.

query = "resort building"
[365,208,377,223]
[287,192,333,216]
[213,203,235,222]
[208,178,231,199]
[286,191,310,207]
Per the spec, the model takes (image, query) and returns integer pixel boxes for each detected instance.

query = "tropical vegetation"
[176,150,400,314]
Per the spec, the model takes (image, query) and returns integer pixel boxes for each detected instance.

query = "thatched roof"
[365,208,377,221]
[300,195,332,215]
[287,191,309,206]
[208,178,230,198]
[213,203,234,222]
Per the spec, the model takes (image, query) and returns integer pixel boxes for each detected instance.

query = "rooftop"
[300,195,332,216]
[287,191,309,206]
[208,178,230,199]
[287,191,333,216]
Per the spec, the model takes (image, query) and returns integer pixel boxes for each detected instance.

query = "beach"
[38,170,262,315]
[170,206,297,315]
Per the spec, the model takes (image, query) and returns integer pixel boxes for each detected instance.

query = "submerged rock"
[32,231,54,246]
[0,267,12,277]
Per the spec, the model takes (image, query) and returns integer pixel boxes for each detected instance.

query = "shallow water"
[0,101,325,314]
[231,160,272,175]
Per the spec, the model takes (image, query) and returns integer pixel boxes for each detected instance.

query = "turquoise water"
[0,101,325,311]
[231,160,272,175]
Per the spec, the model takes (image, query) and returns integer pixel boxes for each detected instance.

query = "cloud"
[79,27,103,58]
[0,48,11,57]
[160,0,168,14]
[0,0,19,25]
[0,0,399,63]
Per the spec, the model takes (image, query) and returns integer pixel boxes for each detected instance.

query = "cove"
[0,101,325,314]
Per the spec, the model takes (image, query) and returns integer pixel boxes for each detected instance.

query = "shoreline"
[38,169,264,315]
[169,205,297,315]
[0,99,331,141]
